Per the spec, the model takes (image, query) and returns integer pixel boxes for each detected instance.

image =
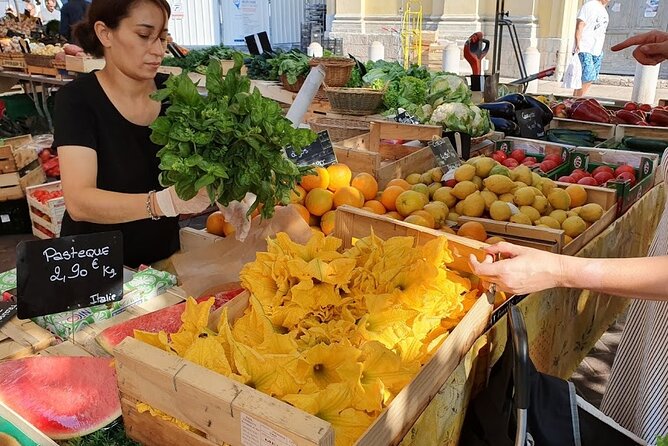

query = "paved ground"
[535,79,668,105]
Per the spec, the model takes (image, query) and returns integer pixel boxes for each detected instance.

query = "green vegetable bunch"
[269,50,310,85]
[658,435,668,446]
[151,53,317,219]
[162,45,240,72]
[245,50,284,81]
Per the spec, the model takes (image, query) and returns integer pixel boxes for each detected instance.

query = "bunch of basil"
[150,53,316,219]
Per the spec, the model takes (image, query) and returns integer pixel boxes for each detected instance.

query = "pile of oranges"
[289,163,380,235]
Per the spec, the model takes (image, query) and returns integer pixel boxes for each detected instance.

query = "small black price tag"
[516,107,546,139]
[428,137,462,170]
[16,231,124,319]
[0,301,17,329]
[395,110,420,125]
[286,130,337,167]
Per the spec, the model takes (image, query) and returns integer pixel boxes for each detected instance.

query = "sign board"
[221,0,270,46]
[395,110,421,125]
[428,137,462,170]
[16,231,123,319]
[516,107,545,139]
[170,0,184,20]
[286,131,337,168]
[0,301,17,329]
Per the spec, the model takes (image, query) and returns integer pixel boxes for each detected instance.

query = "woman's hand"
[218,192,257,241]
[611,30,668,65]
[468,242,567,295]
[155,187,211,217]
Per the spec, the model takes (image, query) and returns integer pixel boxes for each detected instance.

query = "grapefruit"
[380,186,405,211]
[305,188,334,216]
[333,186,365,208]
[386,178,412,191]
[326,163,352,192]
[288,203,310,224]
[301,167,329,191]
[351,173,379,200]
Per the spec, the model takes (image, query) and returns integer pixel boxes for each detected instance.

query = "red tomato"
[570,170,587,182]
[591,165,614,177]
[578,177,598,186]
[544,153,563,165]
[614,165,636,177]
[492,150,507,163]
[539,160,557,172]
[616,171,636,186]
[502,158,519,168]
[510,149,526,162]
[557,176,575,183]
[593,171,615,185]
[444,179,457,188]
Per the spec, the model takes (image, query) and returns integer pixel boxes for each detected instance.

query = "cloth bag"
[562,53,582,89]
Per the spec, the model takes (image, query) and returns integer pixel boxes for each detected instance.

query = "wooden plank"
[179,227,223,253]
[333,205,488,275]
[457,216,564,245]
[37,341,93,357]
[368,121,442,153]
[0,145,16,173]
[115,338,335,446]
[376,147,436,189]
[12,146,38,171]
[122,397,215,446]
[377,143,422,161]
[333,146,381,177]
[550,118,616,140]
[0,171,19,188]
[0,185,24,201]
[335,132,371,151]
[0,401,58,446]
[2,135,32,149]
[0,317,55,361]
[18,166,46,191]
[615,124,668,140]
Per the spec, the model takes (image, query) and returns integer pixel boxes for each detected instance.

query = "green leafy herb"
[658,435,668,446]
[152,52,316,219]
[268,50,310,85]
[162,45,246,73]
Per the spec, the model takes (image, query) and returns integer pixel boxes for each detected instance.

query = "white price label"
[507,203,520,215]
[241,412,296,446]
[441,170,456,182]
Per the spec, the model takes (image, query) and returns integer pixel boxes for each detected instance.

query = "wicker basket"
[308,117,371,142]
[280,73,305,93]
[24,54,55,68]
[309,57,355,87]
[324,87,385,116]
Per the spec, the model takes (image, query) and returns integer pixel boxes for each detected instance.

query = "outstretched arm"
[611,30,668,65]
[469,242,668,300]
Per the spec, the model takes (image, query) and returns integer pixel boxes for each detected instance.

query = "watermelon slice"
[96,289,243,354]
[0,356,121,440]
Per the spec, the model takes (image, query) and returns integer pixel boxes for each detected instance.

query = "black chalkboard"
[16,231,124,319]
[286,131,337,168]
[395,111,420,125]
[0,301,17,329]
[515,107,546,139]
[428,137,462,170]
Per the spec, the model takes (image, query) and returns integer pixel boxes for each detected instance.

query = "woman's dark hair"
[73,0,171,58]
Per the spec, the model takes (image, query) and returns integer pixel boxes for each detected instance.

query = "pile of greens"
[161,45,241,73]
[268,50,310,85]
[151,53,316,219]
[245,50,282,81]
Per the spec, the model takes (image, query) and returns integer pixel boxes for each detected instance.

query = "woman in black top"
[54,0,210,268]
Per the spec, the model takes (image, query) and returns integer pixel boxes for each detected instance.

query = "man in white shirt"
[40,0,61,24]
[574,0,610,96]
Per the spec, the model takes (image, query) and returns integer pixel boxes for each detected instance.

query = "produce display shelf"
[333,120,443,189]
[615,123,668,140]
[0,316,55,361]
[115,206,496,446]
[549,117,616,140]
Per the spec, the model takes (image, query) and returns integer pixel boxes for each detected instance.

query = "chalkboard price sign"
[16,231,124,319]
[0,301,17,329]
[286,131,337,168]
[395,110,420,125]
[428,137,462,170]
[516,107,546,139]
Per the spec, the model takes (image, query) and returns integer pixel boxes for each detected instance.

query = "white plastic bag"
[562,53,582,90]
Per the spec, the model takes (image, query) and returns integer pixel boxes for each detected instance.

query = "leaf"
[174,176,197,201]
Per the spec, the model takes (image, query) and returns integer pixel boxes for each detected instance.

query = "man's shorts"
[578,52,603,83]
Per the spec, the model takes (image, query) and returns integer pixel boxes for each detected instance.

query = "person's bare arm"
[469,242,668,300]
[611,29,668,65]
[574,19,586,53]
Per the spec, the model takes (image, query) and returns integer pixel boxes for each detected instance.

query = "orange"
[290,185,307,205]
[385,211,403,220]
[305,188,334,216]
[380,186,405,211]
[457,221,488,242]
[326,163,352,192]
[486,236,506,244]
[333,186,364,209]
[351,173,379,201]
[205,211,228,237]
[320,210,336,235]
[565,184,588,208]
[410,210,436,229]
[386,178,412,191]
[288,203,310,224]
[301,167,330,191]
[363,200,386,215]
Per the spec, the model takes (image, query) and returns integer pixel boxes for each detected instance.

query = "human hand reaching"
[611,30,668,66]
[155,187,211,217]
[468,242,567,295]
[218,192,257,241]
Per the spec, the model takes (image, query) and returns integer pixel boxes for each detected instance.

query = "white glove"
[218,192,256,241]
[155,186,211,217]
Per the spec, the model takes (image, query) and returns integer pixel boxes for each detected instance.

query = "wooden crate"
[459,184,617,255]
[0,135,37,174]
[0,316,55,361]
[0,165,45,202]
[26,64,61,78]
[37,340,93,357]
[0,401,58,446]
[65,55,105,73]
[550,117,616,140]
[115,208,495,446]
[72,287,187,357]
[26,181,65,238]
[615,124,668,139]
[334,120,442,189]
[179,227,223,252]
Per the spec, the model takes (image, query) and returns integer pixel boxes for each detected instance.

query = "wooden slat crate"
[460,184,617,255]
[37,340,93,357]
[615,124,668,139]
[26,181,65,238]
[0,316,55,361]
[179,227,223,253]
[0,401,59,446]
[65,55,105,73]
[550,117,616,140]
[72,288,186,357]
[0,135,38,174]
[334,120,442,189]
[0,165,46,202]
[115,208,495,446]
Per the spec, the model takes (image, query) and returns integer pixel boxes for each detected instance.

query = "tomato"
[539,160,557,172]
[614,165,636,177]
[544,153,563,165]
[591,165,614,177]
[557,176,575,183]
[492,150,507,163]
[578,177,598,186]
[616,171,636,186]
[502,158,519,168]
[509,149,526,162]
[593,171,615,185]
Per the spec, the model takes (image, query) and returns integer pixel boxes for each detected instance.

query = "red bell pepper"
[570,99,611,123]
[649,109,668,127]
[616,109,646,125]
